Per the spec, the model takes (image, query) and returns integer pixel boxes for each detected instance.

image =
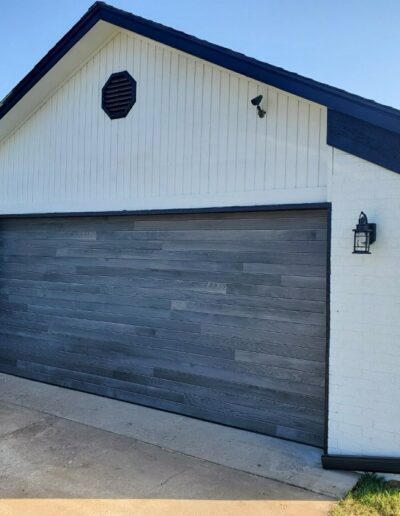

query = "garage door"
[0,209,327,446]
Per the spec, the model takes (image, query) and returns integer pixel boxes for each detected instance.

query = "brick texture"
[328,149,400,456]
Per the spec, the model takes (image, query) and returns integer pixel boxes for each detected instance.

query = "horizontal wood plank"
[0,209,327,447]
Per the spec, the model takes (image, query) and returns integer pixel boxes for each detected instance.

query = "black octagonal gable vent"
[102,71,136,119]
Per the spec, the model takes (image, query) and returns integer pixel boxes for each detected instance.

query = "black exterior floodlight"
[251,95,266,118]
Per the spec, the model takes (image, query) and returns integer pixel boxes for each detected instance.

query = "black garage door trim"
[0,202,331,450]
[0,202,330,219]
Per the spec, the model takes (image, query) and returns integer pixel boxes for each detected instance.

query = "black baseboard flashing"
[322,454,400,473]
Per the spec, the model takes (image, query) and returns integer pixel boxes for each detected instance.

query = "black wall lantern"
[353,212,376,254]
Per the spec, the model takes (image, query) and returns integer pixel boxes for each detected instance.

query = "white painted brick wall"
[329,149,400,456]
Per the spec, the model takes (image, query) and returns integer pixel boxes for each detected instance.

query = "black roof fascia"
[0,3,102,118]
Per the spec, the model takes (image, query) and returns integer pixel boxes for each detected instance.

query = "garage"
[0,209,327,447]
[4,0,400,470]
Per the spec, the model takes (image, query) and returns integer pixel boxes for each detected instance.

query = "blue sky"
[1,0,400,109]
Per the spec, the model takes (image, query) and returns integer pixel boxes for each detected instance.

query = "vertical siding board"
[0,31,329,213]
[78,69,87,200]
[115,34,127,199]
[12,135,17,202]
[90,52,101,200]
[166,51,179,196]
[22,112,30,203]
[11,134,18,203]
[208,68,221,194]
[264,88,278,190]
[182,58,195,195]
[318,108,328,187]
[77,63,85,199]
[285,96,299,189]
[78,69,86,200]
[151,44,163,197]
[8,135,13,202]
[253,87,267,192]
[118,36,127,195]
[137,38,149,197]
[216,72,230,193]
[69,72,78,201]
[39,101,49,201]
[69,77,78,201]
[67,71,74,200]
[54,79,63,202]
[17,128,23,202]
[17,123,22,203]
[110,36,120,199]
[296,102,310,188]
[200,65,212,194]
[0,139,3,202]
[120,36,129,198]
[6,137,11,202]
[275,93,289,189]
[144,42,156,197]
[190,60,203,195]
[102,37,115,198]
[0,141,4,202]
[1,139,5,202]
[37,105,45,202]
[127,34,137,197]
[174,54,187,196]
[235,78,249,192]
[23,115,32,204]
[245,81,258,191]
[98,41,107,200]
[31,112,39,203]
[26,117,32,203]
[18,112,25,204]
[6,138,11,202]
[1,136,8,202]
[159,49,171,196]
[82,63,91,200]
[30,115,37,203]
[308,105,321,187]
[27,116,34,203]
[225,74,239,193]
[0,138,4,202]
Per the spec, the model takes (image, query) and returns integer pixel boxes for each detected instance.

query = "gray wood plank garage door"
[0,209,327,446]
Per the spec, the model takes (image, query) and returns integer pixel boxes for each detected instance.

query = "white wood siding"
[0,31,330,214]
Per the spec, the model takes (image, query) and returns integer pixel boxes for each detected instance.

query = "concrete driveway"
[0,374,352,515]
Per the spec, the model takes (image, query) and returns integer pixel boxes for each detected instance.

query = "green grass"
[331,473,400,516]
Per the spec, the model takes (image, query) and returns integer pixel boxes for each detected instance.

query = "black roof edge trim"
[1,1,400,136]
[0,2,103,119]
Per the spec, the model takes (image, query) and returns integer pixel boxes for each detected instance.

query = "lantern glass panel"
[354,231,370,253]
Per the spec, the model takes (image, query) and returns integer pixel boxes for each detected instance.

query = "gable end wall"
[0,30,329,214]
